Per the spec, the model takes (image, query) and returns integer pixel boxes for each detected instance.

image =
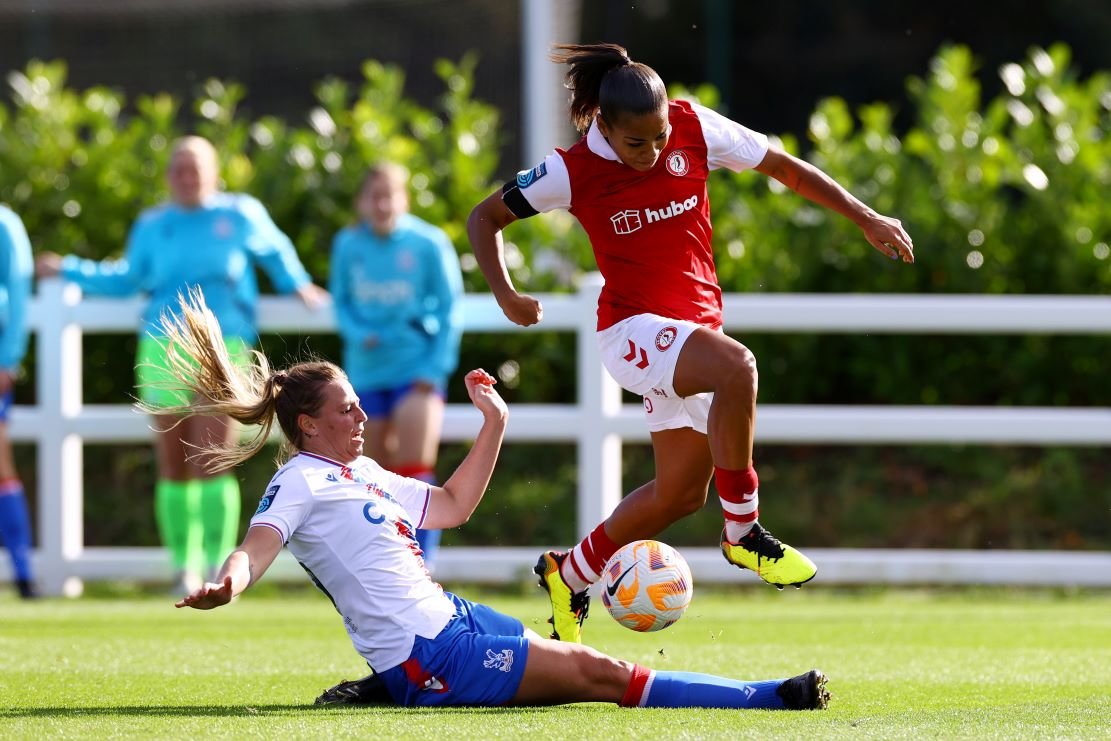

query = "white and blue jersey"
[250,451,528,705]
[329,214,463,391]
[250,452,452,671]
[0,206,33,375]
[59,193,311,341]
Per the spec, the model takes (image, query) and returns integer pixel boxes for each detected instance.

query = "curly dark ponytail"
[551,42,667,133]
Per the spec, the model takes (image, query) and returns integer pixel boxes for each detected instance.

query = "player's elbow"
[465,200,494,239]
[437,493,479,529]
[467,192,516,238]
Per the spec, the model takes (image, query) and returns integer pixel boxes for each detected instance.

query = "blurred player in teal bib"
[0,205,35,598]
[36,136,328,592]
[330,163,463,569]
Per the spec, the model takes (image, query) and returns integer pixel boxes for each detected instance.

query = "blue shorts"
[0,390,12,423]
[358,382,444,420]
[378,593,529,707]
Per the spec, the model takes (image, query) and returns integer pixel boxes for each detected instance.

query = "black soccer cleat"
[776,669,831,710]
[314,672,394,706]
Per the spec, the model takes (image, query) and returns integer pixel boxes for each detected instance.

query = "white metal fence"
[16,277,1111,594]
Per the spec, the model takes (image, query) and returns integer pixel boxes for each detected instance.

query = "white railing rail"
[18,277,1111,594]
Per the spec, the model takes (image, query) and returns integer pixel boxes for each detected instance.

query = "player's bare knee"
[719,345,758,402]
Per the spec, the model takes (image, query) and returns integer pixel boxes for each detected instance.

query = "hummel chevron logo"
[605,564,637,597]
[623,340,650,369]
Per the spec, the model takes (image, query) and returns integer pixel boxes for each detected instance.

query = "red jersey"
[503,100,768,331]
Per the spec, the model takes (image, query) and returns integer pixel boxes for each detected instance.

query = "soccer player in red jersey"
[468,43,914,643]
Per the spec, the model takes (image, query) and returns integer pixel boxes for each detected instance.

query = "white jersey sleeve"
[249,464,312,543]
[690,101,770,173]
[253,453,454,672]
[502,152,572,216]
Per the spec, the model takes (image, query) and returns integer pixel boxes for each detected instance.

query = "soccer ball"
[600,540,693,632]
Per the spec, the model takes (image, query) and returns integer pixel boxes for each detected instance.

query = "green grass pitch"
[1,584,1108,739]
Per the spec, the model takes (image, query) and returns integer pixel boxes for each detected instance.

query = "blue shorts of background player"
[358,382,445,419]
[358,382,447,564]
[377,592,529,706]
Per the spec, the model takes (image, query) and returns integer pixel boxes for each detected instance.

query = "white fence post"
[33,280,86,596]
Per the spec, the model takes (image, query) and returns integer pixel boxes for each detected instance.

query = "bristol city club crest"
[655,326,678,351]
[665,150,689,177]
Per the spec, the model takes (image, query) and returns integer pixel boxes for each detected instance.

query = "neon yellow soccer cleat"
[721,522,817,589]
[534,551,590,643]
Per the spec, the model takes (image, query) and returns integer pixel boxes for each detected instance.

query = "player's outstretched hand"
[464,368,507,421]
[862,213,915,264]
[175,575,234,610]
[296,282,332,310]
[497,291,544,327]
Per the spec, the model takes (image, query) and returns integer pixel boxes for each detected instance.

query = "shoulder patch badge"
[515,161,547,189]
[255,484,280,515]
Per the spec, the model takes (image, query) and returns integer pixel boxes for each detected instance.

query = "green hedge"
[1,44,1107,551]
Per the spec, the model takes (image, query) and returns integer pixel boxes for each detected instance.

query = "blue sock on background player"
[621,665,787,709]
[0,478,35,596]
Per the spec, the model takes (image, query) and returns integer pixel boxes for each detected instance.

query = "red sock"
[561,522,620,593]
[717,465,759,542]
[620,664,655,707]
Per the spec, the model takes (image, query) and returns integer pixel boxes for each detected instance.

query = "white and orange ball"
[599,539,693,632]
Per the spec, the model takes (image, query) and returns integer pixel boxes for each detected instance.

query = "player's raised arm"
[423,369,508,529]
[467,192,544,327]
[754,145,915,263]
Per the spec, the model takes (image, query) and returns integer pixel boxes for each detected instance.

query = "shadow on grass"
[1,704,565,718]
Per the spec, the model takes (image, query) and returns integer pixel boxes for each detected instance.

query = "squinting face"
[357,173,408,236]
[299,379,367,463]
[167,150,219,207]
[598,108,671,172]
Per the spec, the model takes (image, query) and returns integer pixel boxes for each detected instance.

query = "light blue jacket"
[329,214,463,390]
[0,206,33,371]
[60,193,311,341]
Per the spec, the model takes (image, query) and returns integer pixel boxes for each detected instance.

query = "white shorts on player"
[597,313,713,434]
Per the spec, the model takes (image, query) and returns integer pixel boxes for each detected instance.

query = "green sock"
[155,479,202,573]
[199,475,241,571]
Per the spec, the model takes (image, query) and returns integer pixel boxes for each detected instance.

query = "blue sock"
[0,484,33,582]
[634,669,786,709]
